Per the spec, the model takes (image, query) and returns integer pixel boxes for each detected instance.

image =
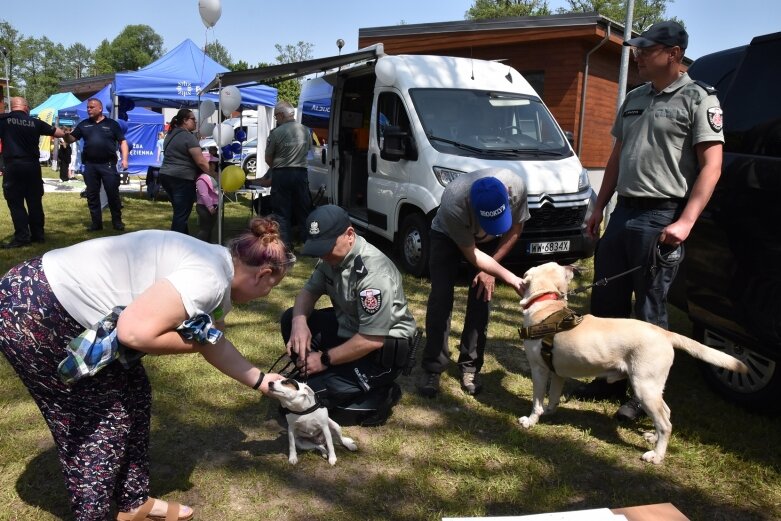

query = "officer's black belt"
[617,196,684,211]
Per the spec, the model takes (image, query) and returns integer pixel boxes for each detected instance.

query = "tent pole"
[217,77,223,245]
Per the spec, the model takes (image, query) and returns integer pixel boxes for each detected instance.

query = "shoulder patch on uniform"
[623,109,644,117]
[707,106,724,132]
[692,80,718,95]
[353,256,368,278]
[360,289,382,315]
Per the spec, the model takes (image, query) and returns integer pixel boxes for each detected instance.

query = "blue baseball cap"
[470,176,512,236]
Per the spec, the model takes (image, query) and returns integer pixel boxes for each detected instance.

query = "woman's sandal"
[116,497,194,521]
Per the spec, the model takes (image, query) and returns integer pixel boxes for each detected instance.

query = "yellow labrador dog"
[518,262,747,464]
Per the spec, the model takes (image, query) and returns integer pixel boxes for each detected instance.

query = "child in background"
[195,149,220,243]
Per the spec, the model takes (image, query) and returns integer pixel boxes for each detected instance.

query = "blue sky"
[4,0,779,65]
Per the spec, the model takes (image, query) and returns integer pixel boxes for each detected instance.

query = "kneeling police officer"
[282,205,416,426]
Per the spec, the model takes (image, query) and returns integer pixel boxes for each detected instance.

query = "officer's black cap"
[301,205,351,257]
[624,21,688,50]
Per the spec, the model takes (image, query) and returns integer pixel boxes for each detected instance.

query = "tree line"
[0,20,313,108]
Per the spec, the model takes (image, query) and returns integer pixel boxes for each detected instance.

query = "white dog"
[267,378,358,465]
[517,262,748,464]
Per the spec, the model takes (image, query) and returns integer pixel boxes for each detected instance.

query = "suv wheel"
[243,155,257,176]
[397,212,430,277]
[695,324,781,413]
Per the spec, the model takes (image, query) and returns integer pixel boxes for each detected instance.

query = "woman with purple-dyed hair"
[0,217,294,521]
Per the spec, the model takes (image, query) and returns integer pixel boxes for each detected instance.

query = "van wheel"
[397,213,430,277]
[694,324,781,414]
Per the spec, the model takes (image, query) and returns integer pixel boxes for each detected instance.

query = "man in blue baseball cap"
[417,168,530,398]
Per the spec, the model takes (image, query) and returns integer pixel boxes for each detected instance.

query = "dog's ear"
[562,264,577,283]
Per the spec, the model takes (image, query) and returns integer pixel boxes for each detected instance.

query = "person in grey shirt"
[418,168,529,398]
[265,100,312,249]
[571,21,724,421]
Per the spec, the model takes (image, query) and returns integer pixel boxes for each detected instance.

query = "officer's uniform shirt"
[613,72,724,199]
[265,120,310,168]
[0,110,56,162]
[303,235,416,340]
[70,117,125,164]
[432,167,530,247]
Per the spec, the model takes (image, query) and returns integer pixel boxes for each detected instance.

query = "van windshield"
[409,89,571,159]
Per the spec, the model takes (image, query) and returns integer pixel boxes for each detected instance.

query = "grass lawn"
[0,189,779,520]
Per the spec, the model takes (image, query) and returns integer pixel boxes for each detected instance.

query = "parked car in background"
[668,31,781,413]
[239,138,258,175]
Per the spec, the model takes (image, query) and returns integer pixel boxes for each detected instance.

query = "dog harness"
[518,307,583,373]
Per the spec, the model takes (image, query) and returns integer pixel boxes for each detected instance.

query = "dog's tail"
[668,332,748,374]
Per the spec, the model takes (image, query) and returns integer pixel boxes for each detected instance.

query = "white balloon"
[219,85,242,116]
[198,0,221,28]
[218,122,234,147]
[199,121,215,137]
[199,99,216,119]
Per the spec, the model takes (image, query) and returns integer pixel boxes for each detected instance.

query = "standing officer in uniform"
[571,21,724,421]
[0,97,65,248]
[63,98,128,231]
[265,100,311,249]
[417,168,529,398]
[282,205,416,426]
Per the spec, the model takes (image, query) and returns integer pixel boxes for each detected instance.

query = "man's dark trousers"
[83,162,122,226]
[423,230,498,375]
[590,200,682,327]
[271,167,311,248]
[2,159,45,242]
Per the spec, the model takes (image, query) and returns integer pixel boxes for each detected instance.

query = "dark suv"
[668,32,781,413]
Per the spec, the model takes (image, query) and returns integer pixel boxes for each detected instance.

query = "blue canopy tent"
[114,39,276,109]
[58,85,164,175]
[31,92,81,126]
[57,84,114,120]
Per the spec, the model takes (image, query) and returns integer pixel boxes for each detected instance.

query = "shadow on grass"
[12,353,774,521]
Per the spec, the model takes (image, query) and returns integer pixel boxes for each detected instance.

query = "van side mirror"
[381,125,418,162]
[564,130,575,147]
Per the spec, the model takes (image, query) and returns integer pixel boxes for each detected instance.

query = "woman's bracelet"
[252,371,266,390]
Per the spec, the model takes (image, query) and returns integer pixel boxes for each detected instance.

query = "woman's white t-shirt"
[42,230,234,328]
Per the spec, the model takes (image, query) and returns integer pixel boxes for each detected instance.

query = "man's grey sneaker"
[460,372,482,395]
[417,372,440,398]
[615,397,646,422]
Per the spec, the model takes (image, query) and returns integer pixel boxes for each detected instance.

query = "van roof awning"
[203,44,384,92]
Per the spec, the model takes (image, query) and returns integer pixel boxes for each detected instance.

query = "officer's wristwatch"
[320,350,332,368]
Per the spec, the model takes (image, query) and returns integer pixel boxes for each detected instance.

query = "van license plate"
[528,240,570,254]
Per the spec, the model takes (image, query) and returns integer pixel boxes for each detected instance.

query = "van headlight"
[433,166,465,187]
[578,168,591,191]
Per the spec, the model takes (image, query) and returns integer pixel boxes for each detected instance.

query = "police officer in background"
[63,98,128,231]
[282,205,416,426]
[0,97,65,248]
[417,168,529,398]
[571,21,724,421]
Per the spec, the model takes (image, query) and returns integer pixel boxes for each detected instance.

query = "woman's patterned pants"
[0,257,152,520]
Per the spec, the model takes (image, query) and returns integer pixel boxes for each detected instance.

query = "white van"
[298,52,596,276]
